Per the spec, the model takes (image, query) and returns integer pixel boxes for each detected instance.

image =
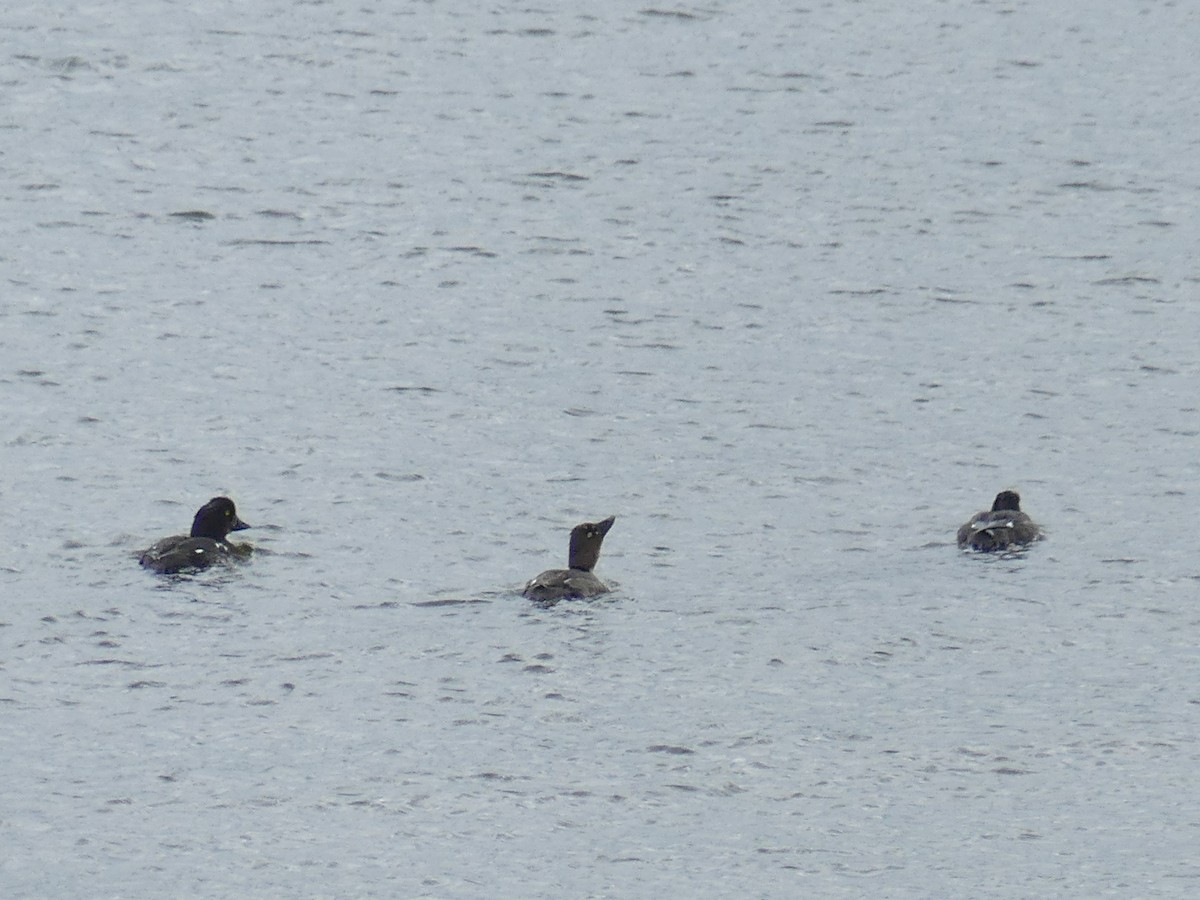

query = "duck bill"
[231,517,250,532]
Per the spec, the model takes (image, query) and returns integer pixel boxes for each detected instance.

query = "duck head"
[567,515,615,572]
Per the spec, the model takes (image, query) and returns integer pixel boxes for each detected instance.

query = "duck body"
[523,568,609,603]
[523,516,615,602]
[957,490,1041,551]
[140,497,251,574]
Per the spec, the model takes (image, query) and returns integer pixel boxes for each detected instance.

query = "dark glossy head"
[991,490,1022,512]
[567,515,615,572]
[190,497,250,541]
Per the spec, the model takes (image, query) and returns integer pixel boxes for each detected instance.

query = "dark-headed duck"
[957,490,1041,551]
[523,516,616,602]
[140,496,251,574]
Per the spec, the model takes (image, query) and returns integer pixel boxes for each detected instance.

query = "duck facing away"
[523,516,616,602]
[957,490,1041,551]
[140,496,251,574]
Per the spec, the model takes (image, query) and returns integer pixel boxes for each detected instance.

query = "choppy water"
[3,1,1200,897]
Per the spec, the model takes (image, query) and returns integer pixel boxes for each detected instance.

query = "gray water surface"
[3,1,1199,897]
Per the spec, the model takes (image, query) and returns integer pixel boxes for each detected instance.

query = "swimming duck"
[957,490,1041,551]
[140,496,251,574]
[523,516,616,602]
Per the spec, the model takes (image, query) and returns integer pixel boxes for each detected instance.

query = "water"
[3,1,1200,896]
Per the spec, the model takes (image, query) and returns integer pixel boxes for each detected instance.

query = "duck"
[523,516,616,602]
[957,490,1041,551]
[140,496,251,574]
